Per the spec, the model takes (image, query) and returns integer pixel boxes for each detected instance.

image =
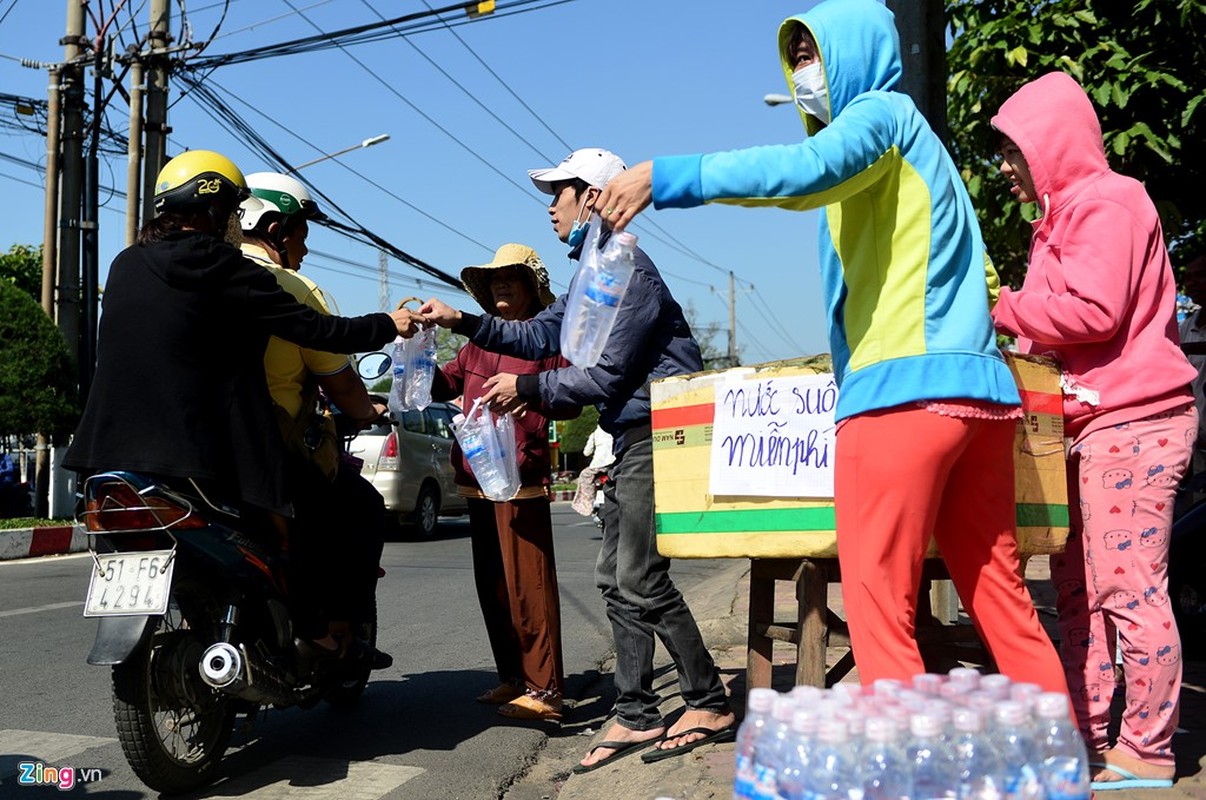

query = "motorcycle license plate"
[84,550,175,617]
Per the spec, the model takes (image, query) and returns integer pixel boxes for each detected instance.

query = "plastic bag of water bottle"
[560,215,638,367]
[388,336,409,418]
[403,325,437,410]
[451,398,520,501]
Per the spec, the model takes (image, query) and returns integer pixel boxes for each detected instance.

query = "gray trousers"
[596,434,728,730]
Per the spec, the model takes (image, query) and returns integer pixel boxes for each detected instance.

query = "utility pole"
[126,59,144,244]
[378,248,390,311]
[141,0,171,222]
[727,270,737,368]
[34,65,63,519]
[889,0,947,143]
[889,0,958,626]
[57,0,86,381]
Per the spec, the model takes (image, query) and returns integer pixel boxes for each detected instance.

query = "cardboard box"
[651,352,1068,559]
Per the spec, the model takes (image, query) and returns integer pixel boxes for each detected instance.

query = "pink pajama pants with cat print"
[1053,404,1196,767]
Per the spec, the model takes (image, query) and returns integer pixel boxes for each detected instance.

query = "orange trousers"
[834,405,1068,694]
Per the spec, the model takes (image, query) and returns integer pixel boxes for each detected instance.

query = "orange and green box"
[651,352,1068,559]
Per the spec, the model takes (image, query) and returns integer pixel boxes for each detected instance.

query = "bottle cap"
[747,688,777,713]
[952,707,985,733]
[817,718,849,744]
[993,700,1029,727]
[772,695,797,721]
[790,707,819,734]
[1035,692,1072,719]
[865,716,899,743]
[909,712,943,738]
[615,231,637,247]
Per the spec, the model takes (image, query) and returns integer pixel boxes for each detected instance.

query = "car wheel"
[412,484,440,539]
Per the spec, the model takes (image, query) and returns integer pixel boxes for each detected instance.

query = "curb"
[0,525,88,561]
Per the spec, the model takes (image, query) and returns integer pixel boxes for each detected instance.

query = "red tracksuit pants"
[835,405,1068,694]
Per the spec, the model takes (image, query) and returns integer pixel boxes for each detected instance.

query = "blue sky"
[0,0,829,363]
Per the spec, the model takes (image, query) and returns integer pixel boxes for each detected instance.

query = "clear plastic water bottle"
[951,707,1007,800]
[752,695,796,800]
[798,718,860,800]
[914,673,945,696]
[1033,693,1090,800]
[990,701,1044,800]
[734,688,777,800]
[978,674,1013,701]
[561,231,638,367]
[862,716,913,800]
[909,711,959,800]
[451,411,509,498]
[388,337,407,417]
[777,707,821,800]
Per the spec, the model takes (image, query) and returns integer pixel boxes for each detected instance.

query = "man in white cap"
[420,148,735,770]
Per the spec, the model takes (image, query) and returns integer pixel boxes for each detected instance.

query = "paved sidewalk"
[522,556,1206,800]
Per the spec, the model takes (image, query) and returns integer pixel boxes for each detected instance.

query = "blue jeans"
[596,435,728,730]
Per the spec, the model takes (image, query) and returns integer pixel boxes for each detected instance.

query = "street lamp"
[291,134,390,172]
[764,93,794,107]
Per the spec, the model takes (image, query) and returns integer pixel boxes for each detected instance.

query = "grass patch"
[0,517,73,530]
[551,484,576,493]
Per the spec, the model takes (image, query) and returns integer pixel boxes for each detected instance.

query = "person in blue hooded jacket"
[420,148,735,769]
[597,0,1069,695]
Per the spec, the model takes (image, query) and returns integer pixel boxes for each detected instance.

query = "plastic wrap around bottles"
[451,398,520,502]
[560,215,638,368]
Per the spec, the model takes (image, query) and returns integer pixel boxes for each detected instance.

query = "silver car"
[349,400,468,537]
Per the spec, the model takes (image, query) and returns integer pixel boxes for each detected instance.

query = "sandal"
[498,691,563,722]
[476,682,524,705]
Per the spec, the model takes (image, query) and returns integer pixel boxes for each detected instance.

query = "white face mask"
[793,62,830,125]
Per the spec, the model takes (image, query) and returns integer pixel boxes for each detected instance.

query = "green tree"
[0,243,43,303]
[0,280,79,442]
[946,0,1206,288]
[558,405,599,455]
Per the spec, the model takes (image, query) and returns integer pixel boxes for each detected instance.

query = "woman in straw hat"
[430,243,575,722]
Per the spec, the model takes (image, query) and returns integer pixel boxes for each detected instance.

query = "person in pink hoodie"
[991,71,1196,790]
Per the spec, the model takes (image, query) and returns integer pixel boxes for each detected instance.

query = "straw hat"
[461,243,557,315]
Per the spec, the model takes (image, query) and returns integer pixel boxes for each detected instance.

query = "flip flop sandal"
[1090,763,1174,791]
[571,738,660,774]
[640,724,738,763]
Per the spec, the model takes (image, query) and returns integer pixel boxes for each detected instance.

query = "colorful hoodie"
[990,72,1194,437]
[650,0,1017,421]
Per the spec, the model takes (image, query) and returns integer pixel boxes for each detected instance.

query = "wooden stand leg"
[796,559,829,687]
[747,559,774,690]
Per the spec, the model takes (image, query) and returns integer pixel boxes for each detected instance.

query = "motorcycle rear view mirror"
[357,352,391,381]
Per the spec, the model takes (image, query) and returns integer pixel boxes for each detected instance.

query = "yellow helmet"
[152,150,249,214]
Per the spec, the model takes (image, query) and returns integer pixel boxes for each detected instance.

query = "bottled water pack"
[450,398,521,502]
[732,670,1090,800]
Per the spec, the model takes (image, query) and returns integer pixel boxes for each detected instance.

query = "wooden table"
[746,557,992,688]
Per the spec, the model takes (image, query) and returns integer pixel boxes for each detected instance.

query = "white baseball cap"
[527,147,627,195]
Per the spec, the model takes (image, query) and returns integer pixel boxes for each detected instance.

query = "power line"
[0,0,21,28]
[417,0,571,154]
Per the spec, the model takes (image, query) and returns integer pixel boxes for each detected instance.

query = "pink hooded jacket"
[990,71,1194,438]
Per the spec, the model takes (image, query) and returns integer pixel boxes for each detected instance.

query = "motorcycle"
[79,358,392,794]
[591,468,610,529]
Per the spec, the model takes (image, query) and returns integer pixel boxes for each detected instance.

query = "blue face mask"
[566,195,591,248]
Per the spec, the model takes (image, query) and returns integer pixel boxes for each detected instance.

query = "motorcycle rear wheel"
[111,579,235,794]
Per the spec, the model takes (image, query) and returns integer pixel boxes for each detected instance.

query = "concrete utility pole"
[125,60,144,245]
[34,65,63,519]
[889,0,948,143]
[57,0,86,377]
[379,248,390,311]
[889,0,959,626]
[727,271,737,368]
[141,0,171,222]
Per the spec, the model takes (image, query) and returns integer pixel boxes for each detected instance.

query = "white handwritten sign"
[708,373,837,497]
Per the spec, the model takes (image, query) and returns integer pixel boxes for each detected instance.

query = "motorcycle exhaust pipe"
[199,642,245,690]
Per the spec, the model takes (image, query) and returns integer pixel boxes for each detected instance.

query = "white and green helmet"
[239,172,327,231]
